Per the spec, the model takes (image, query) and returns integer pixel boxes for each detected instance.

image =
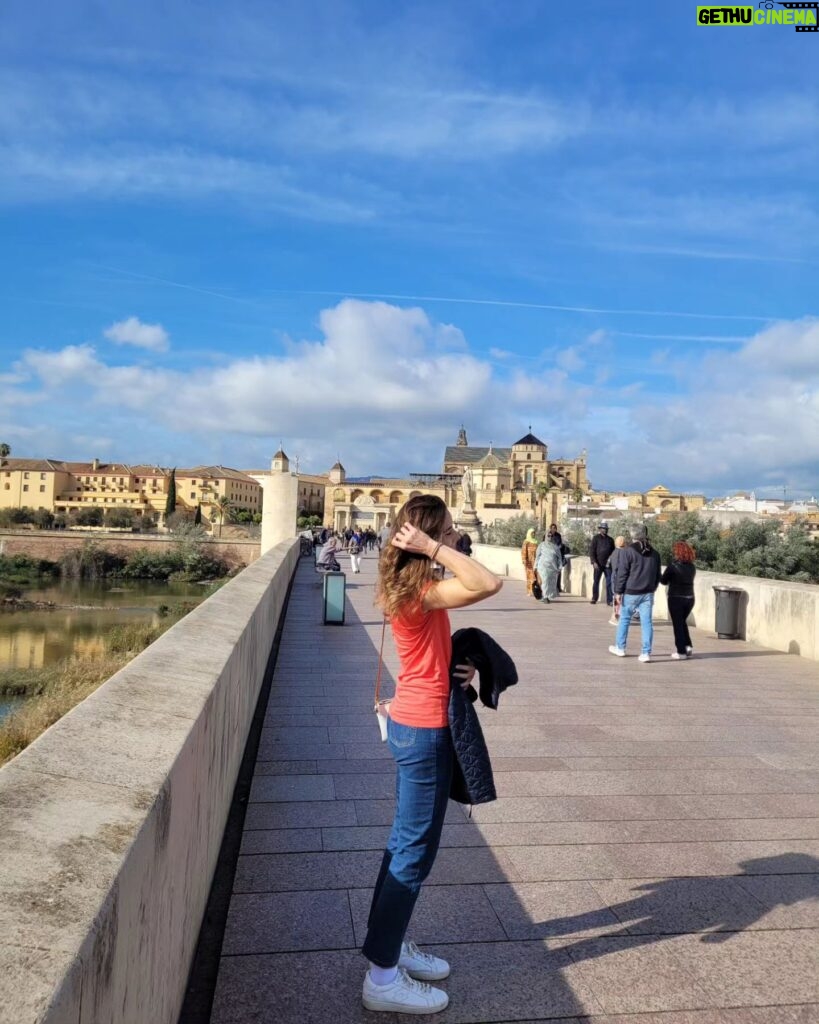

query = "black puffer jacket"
[448,628,518,806]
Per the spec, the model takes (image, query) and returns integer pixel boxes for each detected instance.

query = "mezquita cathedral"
[324,427,590,534]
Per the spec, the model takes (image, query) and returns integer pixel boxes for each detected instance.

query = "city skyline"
[1,1,817,496]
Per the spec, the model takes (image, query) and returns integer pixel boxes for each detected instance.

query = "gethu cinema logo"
[697,3,818,28]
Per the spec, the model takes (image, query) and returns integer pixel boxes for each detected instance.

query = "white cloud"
[104,316,169,352]
[7,305,819,495]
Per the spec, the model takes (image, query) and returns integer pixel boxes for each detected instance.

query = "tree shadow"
[543,853,819,965]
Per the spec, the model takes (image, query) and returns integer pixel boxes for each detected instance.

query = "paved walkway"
[210,554,819,1023]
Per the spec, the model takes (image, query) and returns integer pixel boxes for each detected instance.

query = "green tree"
[106,507,135,529]
[482,514,539,548]
[0,443,10,459]
[212,495,234,538]
[165,468,177,518]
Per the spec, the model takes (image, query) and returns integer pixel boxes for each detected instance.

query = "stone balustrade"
[0,538,299,1024]
[471,543,819,663]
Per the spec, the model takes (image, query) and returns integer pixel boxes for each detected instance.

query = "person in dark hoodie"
[362,495,501,1015]
[589,522,615,605]
[610,523,662,662]
[660,540,697,659]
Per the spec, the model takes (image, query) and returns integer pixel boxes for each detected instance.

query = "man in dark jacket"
[610,523,662,663]
[589,522,615,605]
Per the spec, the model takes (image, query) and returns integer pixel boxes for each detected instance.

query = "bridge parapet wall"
[0,538,299,1023]
[471,543,819,662]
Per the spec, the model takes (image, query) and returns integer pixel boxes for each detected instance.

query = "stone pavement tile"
[262,712,340,727]
[321,825,390,851]
[210,944,601,1024]
[244,800,357,830]
[717,839,819,871]
[589,876,766,936]
[543,756,765,772]
[491,756,570,771]
[502,844,622,882]
[559,933,714,1014]
[575,1008,819,1024]
[253,760,317,775]
[344,742,394,759]
[260,725,329,744]
[315,758,395,774]
[256,738,347,759]
[331,773,396,800]
[686,928,819,1006]
[353,799,466,826]
[348,883,507,946]
[733,872,819,928]
[483,881,622,940]
[234,849,383,892]
[240,828,323,855]
[248,774,335,803]
[221,890,354,955]
[477,817,819,847]
[429,846,521,884]
[607,842,739,879]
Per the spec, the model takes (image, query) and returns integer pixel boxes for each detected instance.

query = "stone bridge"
[1,542,818,1023]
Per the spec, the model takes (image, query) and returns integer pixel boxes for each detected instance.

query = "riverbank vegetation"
[0,603,197,765]
[484,512,819,585]
[0,533,236,591]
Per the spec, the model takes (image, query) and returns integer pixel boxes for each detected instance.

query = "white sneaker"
[399,940,450,981]
[608,617,618,626]
[638,653,651,663]
[362,967,449,1014]
[686,646,693,657]
[608,645,626,657]
[670,652,684,660]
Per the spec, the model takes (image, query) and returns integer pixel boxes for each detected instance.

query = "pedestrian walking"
[534,534,563,603]
[661,541,697,659]
[607,535,627,625]
[348,529,363,573]
[362,495,501,1014]
[521,527,539,595]
[589,522,615,605]
[609,524,662,662]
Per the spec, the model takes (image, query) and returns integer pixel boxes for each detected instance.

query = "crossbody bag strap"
[374,614,388,708]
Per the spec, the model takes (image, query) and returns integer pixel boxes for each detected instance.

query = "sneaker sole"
[402,965,451,981]
[363,993,450,1013]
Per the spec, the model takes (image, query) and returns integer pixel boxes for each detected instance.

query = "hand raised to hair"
[391,522,436,557]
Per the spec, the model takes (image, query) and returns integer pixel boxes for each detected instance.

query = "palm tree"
[212,495,234,538]
[535,480,550,529]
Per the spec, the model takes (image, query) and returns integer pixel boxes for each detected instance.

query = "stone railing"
[471,543,819,663]
[0,538,299,1023]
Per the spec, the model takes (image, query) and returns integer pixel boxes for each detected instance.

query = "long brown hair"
[377,495,449,618]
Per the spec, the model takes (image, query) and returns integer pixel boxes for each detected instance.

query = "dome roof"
[512,432,546,448]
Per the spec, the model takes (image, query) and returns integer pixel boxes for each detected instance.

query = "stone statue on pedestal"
[461,466,476,509]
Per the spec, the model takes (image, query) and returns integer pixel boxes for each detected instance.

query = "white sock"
[369,963,399,986]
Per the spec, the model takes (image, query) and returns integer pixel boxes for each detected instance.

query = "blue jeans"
[616,593,654,654]
[362,718,453,967]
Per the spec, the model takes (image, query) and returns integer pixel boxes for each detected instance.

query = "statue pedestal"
[455,504,481,537]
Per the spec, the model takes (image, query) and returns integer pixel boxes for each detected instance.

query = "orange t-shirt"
[388,593,452,729]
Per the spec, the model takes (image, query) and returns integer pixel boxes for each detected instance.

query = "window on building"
[190,492,196,499]
[23,472,29,479]
[40,472,46,479]
[3,483,8,490]
[23,484,29,491]
[39,485,46,492]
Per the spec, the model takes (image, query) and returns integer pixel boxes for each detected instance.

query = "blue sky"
[1,0,817,496]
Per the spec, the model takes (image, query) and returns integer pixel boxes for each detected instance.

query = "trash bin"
[323,571,346,625]
[713,586,742,639]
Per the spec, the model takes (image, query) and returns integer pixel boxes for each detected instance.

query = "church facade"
[321,428,591,531]
[442,427,591,526]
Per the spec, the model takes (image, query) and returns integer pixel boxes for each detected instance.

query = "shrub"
[482,514,539,548]
[59,542,125,579]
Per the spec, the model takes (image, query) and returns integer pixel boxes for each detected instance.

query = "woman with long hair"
[362,495,502,1014]
[660,540,697,659]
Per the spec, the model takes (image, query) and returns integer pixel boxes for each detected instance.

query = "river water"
[0,578,213,718]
